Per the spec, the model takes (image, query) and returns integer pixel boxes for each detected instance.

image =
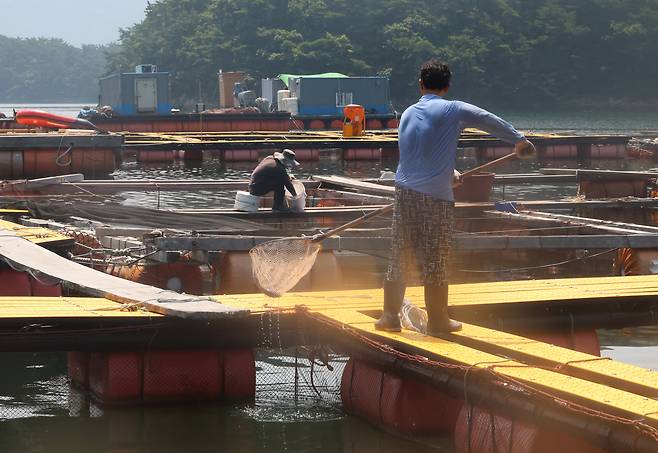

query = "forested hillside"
[107,0,658,108]
[0,36,107,102]
[2,1,657,107]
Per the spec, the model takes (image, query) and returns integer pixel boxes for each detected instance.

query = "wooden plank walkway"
[0,219,74,248]
[123,129,629,151]
[0,224,247,319]
[223,287,658,428]
[321,309,658,427]
[216,275,658,319]
[0,296,159,318]
[2,277,658,434]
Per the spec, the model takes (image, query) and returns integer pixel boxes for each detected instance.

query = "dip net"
[249,237,322,297]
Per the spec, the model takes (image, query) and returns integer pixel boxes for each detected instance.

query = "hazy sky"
[0,0,150,46]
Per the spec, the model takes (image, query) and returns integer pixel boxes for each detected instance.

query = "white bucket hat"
[274,148,300,167]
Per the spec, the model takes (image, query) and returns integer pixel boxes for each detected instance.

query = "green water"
[1,106,658,452]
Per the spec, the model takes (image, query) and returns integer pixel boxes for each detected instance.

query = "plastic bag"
[400,298,427,333]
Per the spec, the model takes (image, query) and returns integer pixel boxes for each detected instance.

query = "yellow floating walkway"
[0,219,73,248]
[321,309,658,427]
[218,284,658,417]
[217,273,658,312]
[0,296,160,318]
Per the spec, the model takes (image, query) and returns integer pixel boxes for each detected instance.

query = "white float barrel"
[277,90,291,111]
[284,97,298,115]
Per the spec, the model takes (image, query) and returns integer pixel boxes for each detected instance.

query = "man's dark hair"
[420,59,451,91]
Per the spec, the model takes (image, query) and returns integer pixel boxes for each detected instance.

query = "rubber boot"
[425,283,462,336]
[374,280,405,332]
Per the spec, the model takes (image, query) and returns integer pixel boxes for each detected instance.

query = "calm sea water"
[1,104,658,452]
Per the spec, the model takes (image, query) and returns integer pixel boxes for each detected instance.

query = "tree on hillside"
[106,0,658,108]
[0,35,108,102]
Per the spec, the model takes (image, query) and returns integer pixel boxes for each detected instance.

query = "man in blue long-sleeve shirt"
[375,59,536,336]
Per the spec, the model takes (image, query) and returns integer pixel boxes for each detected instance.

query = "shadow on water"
[0,351,450,453]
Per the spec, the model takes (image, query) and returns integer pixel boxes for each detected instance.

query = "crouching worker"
[375,58,536,336]
[249,149,300,212]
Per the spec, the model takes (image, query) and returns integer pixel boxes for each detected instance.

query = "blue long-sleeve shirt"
[395,94,524,201]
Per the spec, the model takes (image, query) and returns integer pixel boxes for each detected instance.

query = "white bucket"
[234,190,259,212]
[286,180,306,212]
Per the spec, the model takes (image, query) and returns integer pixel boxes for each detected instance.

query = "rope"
[456,248,617,274]
[55,143,74,167]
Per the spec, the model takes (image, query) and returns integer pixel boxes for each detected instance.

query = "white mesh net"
[249,238,322,297]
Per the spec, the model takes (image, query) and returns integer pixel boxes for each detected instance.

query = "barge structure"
[1,224,658,452]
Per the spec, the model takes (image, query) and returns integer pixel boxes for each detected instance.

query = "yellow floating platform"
[0,219,73,248]
[217,273,658,311]
[218,283,658,423]
[0,296,160,318]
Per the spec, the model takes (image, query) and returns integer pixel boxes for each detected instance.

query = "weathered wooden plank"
[523,211,658,233]
[0,227,247,319]
[540,168,658,180]
[312,175,395,195]
[154,233,658,251]
[487,210,654,235]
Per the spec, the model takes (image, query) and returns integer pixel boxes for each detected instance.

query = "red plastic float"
[341,358,462,434]
[454,405,606,453]
[366,119,383,130]
[77,349,255,405]
[106,260,218,296]
[0,267,61,296]
[309,119,326,130]
[343,148,382,160]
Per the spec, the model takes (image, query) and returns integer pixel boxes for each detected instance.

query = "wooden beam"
[487,210,653,235]
[312,175,394,195]
[153,232,658,251]
[540,168,658,180]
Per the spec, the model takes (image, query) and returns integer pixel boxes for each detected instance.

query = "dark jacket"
[248,156,296,196]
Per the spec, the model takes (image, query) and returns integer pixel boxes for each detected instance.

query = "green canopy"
[277,72,348,87]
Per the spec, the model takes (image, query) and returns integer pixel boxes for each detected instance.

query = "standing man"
[249,149,300,212]
[375,59,535,336]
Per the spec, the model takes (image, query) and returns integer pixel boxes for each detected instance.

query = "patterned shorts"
[386,185,454,285]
